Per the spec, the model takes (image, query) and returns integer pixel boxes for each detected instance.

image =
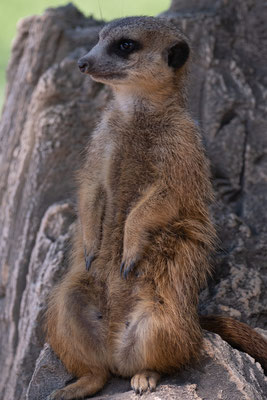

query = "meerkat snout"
[77,16,190,90]
[78,58,92,74]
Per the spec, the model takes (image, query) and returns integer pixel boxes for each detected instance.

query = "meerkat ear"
[167,41,190,69]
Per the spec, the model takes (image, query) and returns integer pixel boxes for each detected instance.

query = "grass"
[0,0,170,111]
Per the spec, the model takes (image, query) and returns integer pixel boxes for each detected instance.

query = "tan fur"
[46,17,267,399]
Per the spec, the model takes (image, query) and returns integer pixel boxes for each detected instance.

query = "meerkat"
[46,16,267,400]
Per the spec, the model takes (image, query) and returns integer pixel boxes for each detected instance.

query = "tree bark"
[0,1,266,399]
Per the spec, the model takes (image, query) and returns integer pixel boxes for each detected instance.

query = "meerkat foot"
[47,373,107,400]
[131,370,160,395]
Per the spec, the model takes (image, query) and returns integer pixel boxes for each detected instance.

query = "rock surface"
[27,333,267,400]
[0,0,267,399]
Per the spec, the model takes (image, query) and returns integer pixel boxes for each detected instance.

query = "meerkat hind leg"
[131,370,160,395]
[47,371,108,400]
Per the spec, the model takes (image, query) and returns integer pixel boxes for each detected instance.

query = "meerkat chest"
[92,113,164,203]
[101,140,116,192]
[104,134,156,203]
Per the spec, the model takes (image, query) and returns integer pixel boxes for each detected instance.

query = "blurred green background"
[0,0,170,111]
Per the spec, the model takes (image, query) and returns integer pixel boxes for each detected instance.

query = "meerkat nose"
[78,57,91,74]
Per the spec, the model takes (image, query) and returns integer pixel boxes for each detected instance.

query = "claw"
[84,248,95,271]
[120,261,125,276]
[123,261,136,279]
[86,255,95,271]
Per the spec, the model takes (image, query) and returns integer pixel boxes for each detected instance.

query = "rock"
[0,5,108,399]
[26,333,267,400]
[10,202,76,400]
[0,0,266,399]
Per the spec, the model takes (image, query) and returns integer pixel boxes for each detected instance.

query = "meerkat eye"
[108,38,141,59]
[119,40,135,52]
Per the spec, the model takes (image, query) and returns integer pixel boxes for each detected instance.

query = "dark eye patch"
[108,38,142,59]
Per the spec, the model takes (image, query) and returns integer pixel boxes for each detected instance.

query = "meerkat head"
[78,17,190,95]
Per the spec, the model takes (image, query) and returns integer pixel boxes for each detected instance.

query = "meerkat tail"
[199,315,267,374]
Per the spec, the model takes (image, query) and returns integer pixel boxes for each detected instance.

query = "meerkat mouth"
[89,71,127,81]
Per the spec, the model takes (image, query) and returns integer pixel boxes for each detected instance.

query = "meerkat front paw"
[120,259,137,279]
[84,247,96,271]
[82,232,100,271]
[84,246,97,271]
[120,237,145,278]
